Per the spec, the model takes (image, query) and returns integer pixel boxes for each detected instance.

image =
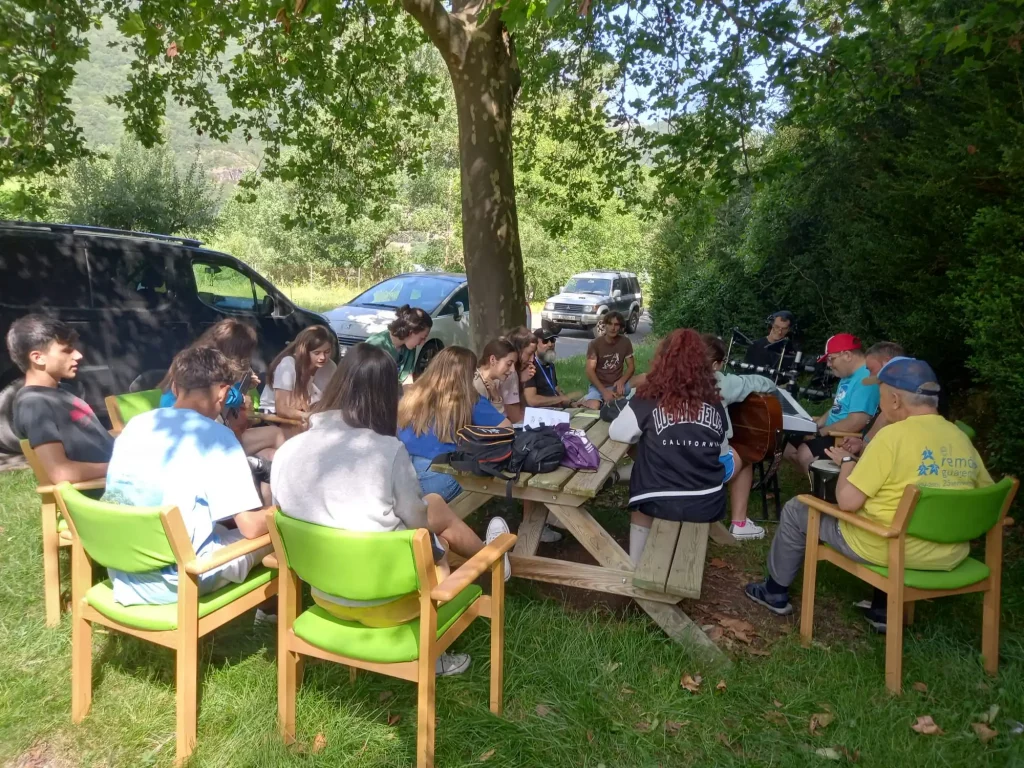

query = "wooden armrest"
[249,413,304,427]
[39,478,107,495]
[797,494,899,539]
[1003,517,1014,528]
[262,552,280,569]
[827,430,861,439]
[430,533,517,602]
[185,532,272,575]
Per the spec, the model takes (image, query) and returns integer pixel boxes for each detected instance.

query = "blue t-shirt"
[826,364,879,426]
[102,407,261,606]
[398,397,504,460]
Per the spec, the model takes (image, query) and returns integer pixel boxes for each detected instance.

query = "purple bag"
[554,423,600,471]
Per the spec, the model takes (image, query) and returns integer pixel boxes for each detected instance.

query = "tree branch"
[401,0,454,56]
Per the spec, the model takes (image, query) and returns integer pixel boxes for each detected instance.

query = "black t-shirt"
[14,385,114,464]
[525,358,559,398]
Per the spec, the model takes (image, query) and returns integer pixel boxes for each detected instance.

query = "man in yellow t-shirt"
[746,357,992,625]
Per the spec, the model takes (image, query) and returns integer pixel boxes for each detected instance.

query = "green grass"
[276,283,361,314]
[2,355,1023,766]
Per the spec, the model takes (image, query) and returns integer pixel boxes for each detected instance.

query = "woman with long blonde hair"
[260,325,337,421]
[398,346,510,502]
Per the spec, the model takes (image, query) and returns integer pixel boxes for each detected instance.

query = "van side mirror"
[560,285,567,293]
[453,301,465,321]
[260,294,275,316]
[612,289,622,298]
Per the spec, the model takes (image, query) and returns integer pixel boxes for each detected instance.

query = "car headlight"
[544,302,554,311]
[583,305,595,313]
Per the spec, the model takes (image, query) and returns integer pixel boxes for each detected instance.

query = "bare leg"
[729,457,753,524]
[796,443,816,475]
[241,425,285,457]
[425,493,484,559]
[584,399,601,409]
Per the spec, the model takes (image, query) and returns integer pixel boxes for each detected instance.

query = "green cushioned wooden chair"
[54,483,278,765]
[267,510,516,768]
[799,476,1019,693]
[104,388,163,435]
[20,440,105,627]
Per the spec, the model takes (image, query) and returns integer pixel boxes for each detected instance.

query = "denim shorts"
[410,455,463,503]
[585,381,632,403]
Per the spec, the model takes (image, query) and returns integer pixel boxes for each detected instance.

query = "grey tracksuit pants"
[768,497,868,587]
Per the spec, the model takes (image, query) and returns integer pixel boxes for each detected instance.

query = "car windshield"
[564,277,612,295]
[348,275,458,313]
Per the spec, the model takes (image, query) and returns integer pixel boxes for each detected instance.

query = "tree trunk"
[402,0,527,353]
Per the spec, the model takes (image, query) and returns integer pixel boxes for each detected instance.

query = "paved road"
[531,312,653,360]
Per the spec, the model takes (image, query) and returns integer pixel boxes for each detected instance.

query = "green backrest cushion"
[58,483,176,572]
[116,389,163,424]
[248,387,260,411]
[955,420,977,441]
[906,477,1014,543]
[274,511,420,602]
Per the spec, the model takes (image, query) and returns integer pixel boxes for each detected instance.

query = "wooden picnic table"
[433,410,733,656]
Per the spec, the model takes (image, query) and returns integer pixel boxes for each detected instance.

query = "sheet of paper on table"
[522,407,571,429]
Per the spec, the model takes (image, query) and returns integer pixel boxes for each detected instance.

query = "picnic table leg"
[545,504,726,662]
[513,500,548,557]
[449,492,490,521]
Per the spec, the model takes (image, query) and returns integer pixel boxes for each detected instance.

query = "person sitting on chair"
[703,334,778,541]
[744,311,798,370]
[584,311,635,409]
[365,304,433,385]
[103,346,272,606]
[260,325,337,423]
[523,329,580,408]
[608,329,728,566]
[784,333,879,474]
[272,343,511,677]
[7,314,113,484]
[839,341,905,456]
[745,358,993,625]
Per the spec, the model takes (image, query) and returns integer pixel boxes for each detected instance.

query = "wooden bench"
[632,518,709,599]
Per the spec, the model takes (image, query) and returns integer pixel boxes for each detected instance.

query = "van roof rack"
[0,220,203,248]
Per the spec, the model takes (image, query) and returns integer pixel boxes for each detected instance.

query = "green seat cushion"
[293,585,482,663]
[86,567,275,631]
[863,557,990,590]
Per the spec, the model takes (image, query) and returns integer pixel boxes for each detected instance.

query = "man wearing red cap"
[785,333,880,473]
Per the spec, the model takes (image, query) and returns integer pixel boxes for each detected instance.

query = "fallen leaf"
[586,730,594,742]
[911,715,943,735]
[981,704,1000,724]
[773,699,784,708]
[535,704,553,717]
[972,722,998,743]
[709,557,732,569]
[809,712,835,735]
[619,686,635,696]
[664,719,688,734]
[707,626,724,642]
[814,747,843,761]
[912,682,928,693]
[379,690,393,702]
[764,711,787,725]
[634,721,652,732]
[312,733,327,754]
[603,661,621,674]
[748,647,771,656]
[717,616,757,644]
[680,674,703,693]
[479,748,496,761]
[387,713,401,726]
[716,679,727,692]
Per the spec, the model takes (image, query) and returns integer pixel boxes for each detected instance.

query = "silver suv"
[541,270,643,337]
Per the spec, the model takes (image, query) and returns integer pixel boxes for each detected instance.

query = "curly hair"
[636,329,721,417]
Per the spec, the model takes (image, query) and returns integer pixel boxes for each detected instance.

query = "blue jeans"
[411,455,462,503]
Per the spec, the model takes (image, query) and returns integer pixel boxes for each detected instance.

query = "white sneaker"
[729,520,766,540]
[540,525,563,544]
[485,516,512,581]
[436,652,471,676]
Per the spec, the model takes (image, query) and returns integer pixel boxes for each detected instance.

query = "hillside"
[69,24,262,173]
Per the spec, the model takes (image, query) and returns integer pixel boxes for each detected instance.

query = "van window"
[87,240,175,308]
[192,259,258,313]
[0,232,90,309]
[612,278,625,294]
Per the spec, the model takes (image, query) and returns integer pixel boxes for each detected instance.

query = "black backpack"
[448,425,515,478]
[600,397,630,422]
[510,426,566,475]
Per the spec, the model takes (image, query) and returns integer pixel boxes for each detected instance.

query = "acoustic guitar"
[728,393,784,464]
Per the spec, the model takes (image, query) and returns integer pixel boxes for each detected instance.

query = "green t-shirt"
[365,330,416,382]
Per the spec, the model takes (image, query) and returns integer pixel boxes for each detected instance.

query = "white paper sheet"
[522,407,571,429]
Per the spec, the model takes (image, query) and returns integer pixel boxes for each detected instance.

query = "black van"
[0,221,331,452]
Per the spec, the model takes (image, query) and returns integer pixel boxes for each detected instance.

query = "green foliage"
[48,136,219,237]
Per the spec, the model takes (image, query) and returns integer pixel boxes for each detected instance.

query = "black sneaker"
[744,581,794,616]
[864,606,887,634]
[247,455,272,484]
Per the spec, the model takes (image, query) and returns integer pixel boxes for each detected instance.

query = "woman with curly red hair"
[608,329,729,564]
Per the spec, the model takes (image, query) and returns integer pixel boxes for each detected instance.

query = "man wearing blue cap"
[746,357,993,626]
